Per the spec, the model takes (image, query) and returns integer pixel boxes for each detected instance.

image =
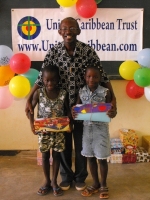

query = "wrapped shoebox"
[74,103,111,122]
[142,135,150,154]
[110,138,125,154]
[37,149,53,166]
[135,146,150,162]
[119,128,138,150]
[122,154,137,164]
[34,116,70,133]
[110,154,123,163]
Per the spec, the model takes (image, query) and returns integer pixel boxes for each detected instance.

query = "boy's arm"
[25,84,40,117]
[27,90,39,134]
[105,89,116,119]
[101,81,117,117]
[72,94,82,119]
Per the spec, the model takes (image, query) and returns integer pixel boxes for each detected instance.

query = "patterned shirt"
[37,88,67,118]
[35,40,109,106]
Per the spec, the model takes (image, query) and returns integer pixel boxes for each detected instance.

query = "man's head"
[58,17,81,44]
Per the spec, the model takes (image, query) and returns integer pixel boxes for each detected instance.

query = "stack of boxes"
[119,128,138,163]
[110,129,150,164]
[110,138,125,163]
[37,149,53,166]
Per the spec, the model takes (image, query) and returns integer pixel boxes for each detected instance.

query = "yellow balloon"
[57,0,77,7]
[9,76,30,98]
[0,65,15,86]
[119,60,141,80]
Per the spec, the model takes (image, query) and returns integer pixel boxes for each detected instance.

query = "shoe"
[53,187,63,196]
[37,186,52,196]
[75,182,86,191]
[81,185,99,197]
[59,181,71,191]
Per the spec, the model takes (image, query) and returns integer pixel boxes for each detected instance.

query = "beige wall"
[0,80,150,150]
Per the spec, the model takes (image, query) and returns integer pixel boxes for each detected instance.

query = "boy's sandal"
[37,186,52,196]
[81,185,99,197]
[99,187,109,199]
[53,187,63,196]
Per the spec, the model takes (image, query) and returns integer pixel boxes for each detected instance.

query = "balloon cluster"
[57,0,102,19]
[0,45,39,109]
[119,48,150,101]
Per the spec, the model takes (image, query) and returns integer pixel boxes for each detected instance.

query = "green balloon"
[95,0,102,4]
[134,68,150,87]
[21,68,39,87]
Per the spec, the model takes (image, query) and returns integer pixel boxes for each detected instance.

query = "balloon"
[126,80,144,99]
[60,5,78,18]
[76,0,97,18]
[57,0,77,7]
[9,76,31,98]
[10,53,31,74]
[0,85,14,109]
[119,60,141,80]
[144,86,150,102]
[21,68,39,87]
[137,48,150,68]
[0,45,13,66]
[95,0,102,4]
[0,65,15,86]
[134,68,150,87]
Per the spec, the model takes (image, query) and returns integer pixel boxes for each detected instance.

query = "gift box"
[74,103,111,122]
[122,154,137,164]
[142,135,150,154]
[110,138,125,154]
[37,149,53,165]
[34,116,70,133]
[135,146,150,162]
[110,154,122,163]
[119,128,138,149]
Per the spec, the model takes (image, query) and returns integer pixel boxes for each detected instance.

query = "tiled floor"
[0,151,150,200]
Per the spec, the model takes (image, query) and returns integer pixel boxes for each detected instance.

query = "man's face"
[58,19,80,44]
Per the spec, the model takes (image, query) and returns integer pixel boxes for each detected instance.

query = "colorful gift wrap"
[122,154,137,164]
[74,103,111,122]
[110,154,123,163]
[110,138,125,154]
[119,128,138,149]
[142,135,150,154]
[135,146,150,162]
[34,116,70,133]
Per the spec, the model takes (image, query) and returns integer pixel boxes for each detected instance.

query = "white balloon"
[60,5,79,19]
[144,86,150,101]
[0,45,13,66]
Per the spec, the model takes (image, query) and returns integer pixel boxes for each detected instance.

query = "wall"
[0,80,149,150]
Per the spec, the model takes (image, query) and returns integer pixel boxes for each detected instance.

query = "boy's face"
[58,19,80,44]
[43,71,58,91]
[85,69,101,91]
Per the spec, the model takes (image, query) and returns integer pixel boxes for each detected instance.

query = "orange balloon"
[0,65,15,86]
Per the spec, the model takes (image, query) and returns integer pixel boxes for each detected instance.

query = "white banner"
[11,8,143,61]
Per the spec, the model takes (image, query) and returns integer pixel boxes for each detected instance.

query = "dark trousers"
[60,121,88,183]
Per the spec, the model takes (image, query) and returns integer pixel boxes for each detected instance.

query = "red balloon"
[126,80,144,99]
[10,53,31,74]
[76,0,97,18]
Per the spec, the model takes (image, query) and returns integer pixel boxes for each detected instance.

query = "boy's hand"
[107,103,117,118]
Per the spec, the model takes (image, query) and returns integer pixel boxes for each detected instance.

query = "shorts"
[81,122,111,159]
[38,132,65,153]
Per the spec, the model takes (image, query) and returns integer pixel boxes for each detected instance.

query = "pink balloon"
[0,85,14,109]
[126,80,144,99]
[10,53,31,74]
[76,0,97,18]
